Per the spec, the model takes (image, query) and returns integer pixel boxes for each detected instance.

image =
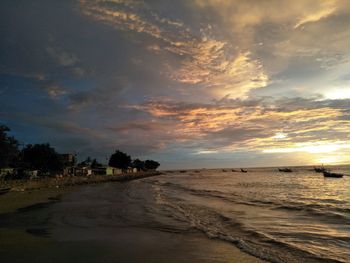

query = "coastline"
[0,172,266,263]
[0,171,161,214]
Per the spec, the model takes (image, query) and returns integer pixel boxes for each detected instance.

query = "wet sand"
[0,227,264,263]
[0,180,265,263]
[0,187,72,214]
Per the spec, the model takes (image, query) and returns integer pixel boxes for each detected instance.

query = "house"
[0,168,26,179]
[106,167,123,175]
[59,153,76,167]
[0,168,15,178]
[27,170,39,179]
[74,166,90,177]
[63,167,75,176]
[92,167,107,175]
[0,168,15,176]
[127,167,138,173]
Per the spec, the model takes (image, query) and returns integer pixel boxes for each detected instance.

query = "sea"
[1,166,349,263]
[143,166,350,263]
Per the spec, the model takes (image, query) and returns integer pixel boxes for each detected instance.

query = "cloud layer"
[1,0,350,168]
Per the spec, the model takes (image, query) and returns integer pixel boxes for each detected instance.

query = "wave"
[150,180,350,228]
[273,204,350,222]
[147,181,348,262]
[152,184,344,263]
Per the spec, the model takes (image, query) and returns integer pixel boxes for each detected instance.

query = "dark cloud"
[1,0,350,167]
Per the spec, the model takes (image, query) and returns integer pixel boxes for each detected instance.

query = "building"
[0,168,15,178]
[59,153,76,167]
[127,167,138,173]
[106,167,123,175]
[92,167,107,175]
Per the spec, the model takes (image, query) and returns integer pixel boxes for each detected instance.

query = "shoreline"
[0,171,161,214]
[0,174,265,263]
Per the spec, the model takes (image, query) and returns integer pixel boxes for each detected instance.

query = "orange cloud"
[131,98,350,156]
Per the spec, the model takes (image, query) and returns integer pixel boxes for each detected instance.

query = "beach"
[0,174,263,263]
[1,167,349,262]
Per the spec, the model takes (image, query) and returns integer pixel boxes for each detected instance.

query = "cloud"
[2,0,350,167]
[294,1,337,29]
[194,0,340,30]
[79,0,269,98]
[46,46,79,66]
[79,0,189,44]
[45,85,69,99]
[128,97,350,155]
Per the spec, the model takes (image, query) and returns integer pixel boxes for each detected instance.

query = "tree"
[144,160,160,170]
[132,159,145,171]
[108,150,131,170]
[91,158,103,168]
[0,125,19,168]
[21,144,63,173]
[78,156,92,167]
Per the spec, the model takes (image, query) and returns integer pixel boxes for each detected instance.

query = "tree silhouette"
[132,159,145,171]
[0,125,19,168]
[91,158,103,168]
[21,144,63,173]
[144,160,160,170]
[108,150,131,170]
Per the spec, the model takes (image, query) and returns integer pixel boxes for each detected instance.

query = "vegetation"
[0,125,19,168]
[108,150,132,169]
[91,158,103,168]
[144,160,160,170]
[0,125,161,180]
[21,144,63,173]
[78,157,103,168]
[108,151,160,171]
[132,159,145,171]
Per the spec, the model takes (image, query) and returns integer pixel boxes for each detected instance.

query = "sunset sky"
[1,0,350,168]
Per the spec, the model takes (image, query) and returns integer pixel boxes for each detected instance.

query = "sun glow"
[324,88,350,100]
[263,142,350,154]
[272,132,288,140]
[317,156,340,164]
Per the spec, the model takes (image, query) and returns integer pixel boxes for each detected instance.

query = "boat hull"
[323,172,343,178]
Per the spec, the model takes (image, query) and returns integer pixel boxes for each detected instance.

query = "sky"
[1,0,350,169]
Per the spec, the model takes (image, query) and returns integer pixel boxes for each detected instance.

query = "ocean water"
[143,166,350,263]
[2,166,349,263]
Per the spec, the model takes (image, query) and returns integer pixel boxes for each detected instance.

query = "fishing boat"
[278,168,292,172]
[314,166,326,173]
[240,169,247,173]
[323,171,343,178]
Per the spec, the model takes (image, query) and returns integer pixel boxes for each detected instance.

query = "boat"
[222,169,227,172]
[278,168,292,173]
[231,169,238,172]
[240,169,247,173]
[314,167,326,173]
[0,188,11,195]
[323,171,343,178]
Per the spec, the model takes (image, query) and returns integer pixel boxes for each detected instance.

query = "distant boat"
[278,168,292,173]
[222,169,227,172]
[240,169,247,173]
[231,169,238,172]
[323,171,343,178]
[314,167,326,173]
[179,170,187,173]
